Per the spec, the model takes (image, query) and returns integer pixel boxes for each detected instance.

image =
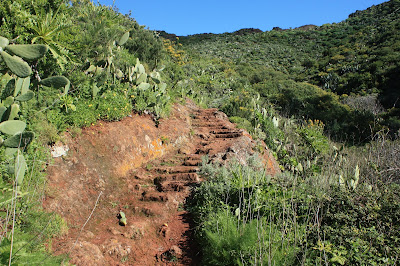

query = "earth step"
[214,132,243,139]
[185,154,203,160]
[196,125,230,131]
[211,129,242,134]
[195,148,212,155]
[158,181,198,192]
[192,123,227,128]
[154,166,200,174]
[183,159,202,166]
[141,191,169,202]
[154,173,199,183]
[194,108,218,113]
[192,116,212,120]
[200,140,210,146]
[196,133,211,140]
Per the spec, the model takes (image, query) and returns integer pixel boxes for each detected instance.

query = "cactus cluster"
[128,58,170,116]
[0,76,36,187]
[84,31,130,98]
[0,36,71,188]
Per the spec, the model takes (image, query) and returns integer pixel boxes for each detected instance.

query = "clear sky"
[96,0,388,36]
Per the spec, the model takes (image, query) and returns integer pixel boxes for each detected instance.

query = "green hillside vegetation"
[0,0,399,265]
[179,0,400,141]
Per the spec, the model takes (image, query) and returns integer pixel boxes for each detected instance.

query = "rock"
[158,223,169,238]
[141,207,154,216]
[170,245,182,256]
[123,224,145,239]
[82,230,95,239]
[50,143,69,158]
[160,245,183,262]
[214,111,228,120]
[103,238,131,258]
[70,241,105,266]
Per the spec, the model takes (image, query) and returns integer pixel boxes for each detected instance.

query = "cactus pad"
[3,131,34,148]
[0,120,26,135]
[40,76,70,89]
[118,32,130,46]
[14,154,27,186]
[5,44,48,61]
[0,36,9,49]
[0,51,32,78]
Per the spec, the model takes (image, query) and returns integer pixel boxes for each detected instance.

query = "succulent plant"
[0,120,26,135]
[117,31,130,46]
[14,153,27,186]
[40,75,71,94]
[3,131,35,148]
[0,37,44,188]
[0,35,48,78]
[0,51,32,78]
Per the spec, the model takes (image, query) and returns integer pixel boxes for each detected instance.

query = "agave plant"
[30,4,73,71]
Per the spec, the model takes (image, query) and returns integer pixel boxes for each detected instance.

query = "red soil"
[43,100,279,265]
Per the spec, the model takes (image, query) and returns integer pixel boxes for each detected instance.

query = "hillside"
[178,0,400,140]
[0,0,400,265]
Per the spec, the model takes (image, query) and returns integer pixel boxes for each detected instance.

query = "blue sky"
[96,0,388,36]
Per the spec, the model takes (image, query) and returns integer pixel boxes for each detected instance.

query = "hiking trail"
[44,100,279,265]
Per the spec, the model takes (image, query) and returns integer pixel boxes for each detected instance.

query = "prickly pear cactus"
[0,36,52,189]
[0,36,48,77]
[117,32,130,46]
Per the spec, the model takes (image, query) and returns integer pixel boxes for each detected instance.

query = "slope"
[43,100,279,265]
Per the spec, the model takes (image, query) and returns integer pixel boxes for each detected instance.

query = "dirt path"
[44,101,279,265]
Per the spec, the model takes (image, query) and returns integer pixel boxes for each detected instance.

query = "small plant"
[160,136,170,145]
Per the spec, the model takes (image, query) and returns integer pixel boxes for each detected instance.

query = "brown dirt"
[44,99,280,265]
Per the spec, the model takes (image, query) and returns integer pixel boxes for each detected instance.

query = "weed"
[160,136,170,145]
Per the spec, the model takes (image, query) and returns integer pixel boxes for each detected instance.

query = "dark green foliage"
[3,131,35,148]
[180,0,400,139]
[303,186,400,265]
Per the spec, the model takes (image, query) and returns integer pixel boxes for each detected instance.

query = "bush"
[97,90,132,121]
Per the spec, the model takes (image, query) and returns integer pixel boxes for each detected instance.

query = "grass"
[188,135,400,265]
